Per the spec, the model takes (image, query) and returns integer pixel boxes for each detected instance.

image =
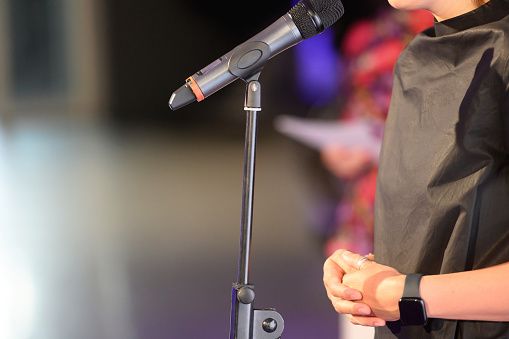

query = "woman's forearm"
[421,262,509,321]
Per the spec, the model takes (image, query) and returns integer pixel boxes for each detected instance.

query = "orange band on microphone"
[186,76,205,102]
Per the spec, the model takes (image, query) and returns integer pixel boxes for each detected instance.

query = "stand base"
[230,283,284,339]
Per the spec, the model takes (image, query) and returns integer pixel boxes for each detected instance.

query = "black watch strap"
[399,273,427,326]
[402,273,424,298]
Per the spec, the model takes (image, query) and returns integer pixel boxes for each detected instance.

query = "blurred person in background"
[319,4,433,258]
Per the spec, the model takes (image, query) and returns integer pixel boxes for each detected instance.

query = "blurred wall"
[0,0,107,121]
[0,1,340,338]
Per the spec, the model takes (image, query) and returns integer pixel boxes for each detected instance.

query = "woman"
[323,0,509,338]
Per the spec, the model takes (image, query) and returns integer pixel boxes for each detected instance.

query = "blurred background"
[0,0,343,338]
[0,0,433,338]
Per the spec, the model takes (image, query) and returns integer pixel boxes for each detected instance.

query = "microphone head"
[289,0,344,39]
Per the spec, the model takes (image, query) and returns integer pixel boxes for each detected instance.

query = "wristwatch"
[399,273,428,326]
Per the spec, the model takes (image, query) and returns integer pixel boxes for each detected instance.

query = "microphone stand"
[229,73,284,339]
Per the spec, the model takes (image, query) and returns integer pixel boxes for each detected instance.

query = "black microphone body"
[169,0,344,110]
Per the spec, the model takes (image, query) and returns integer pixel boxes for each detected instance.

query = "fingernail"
[374,321,385,327]
[342,251,352,259]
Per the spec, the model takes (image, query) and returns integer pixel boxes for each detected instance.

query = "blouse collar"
[434,0,509,36]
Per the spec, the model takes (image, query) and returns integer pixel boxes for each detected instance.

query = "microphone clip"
[228,41,271,83]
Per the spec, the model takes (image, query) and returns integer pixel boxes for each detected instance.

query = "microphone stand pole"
[229,75,284,339]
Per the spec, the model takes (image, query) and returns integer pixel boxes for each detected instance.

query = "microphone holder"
[229,73,284,339]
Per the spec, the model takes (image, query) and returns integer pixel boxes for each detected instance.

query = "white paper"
[273,115,383,161]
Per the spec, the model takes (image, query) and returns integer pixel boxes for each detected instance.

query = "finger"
[330,298,373,316]
[326,287,362,305]
[341,251,374,270]
[347,314,386,327]
[323,257,362,300]
[324,276,363,301]
[329,249,358,274]
[327,283,363,301]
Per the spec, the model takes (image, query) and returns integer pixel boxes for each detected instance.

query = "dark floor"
[0,118,339,339]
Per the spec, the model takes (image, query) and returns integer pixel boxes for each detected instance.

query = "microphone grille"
[289,0,344,39]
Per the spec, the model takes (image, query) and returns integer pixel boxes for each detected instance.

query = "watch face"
[399,298,427,326]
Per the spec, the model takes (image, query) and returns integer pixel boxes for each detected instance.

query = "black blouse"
[374,0,509,337]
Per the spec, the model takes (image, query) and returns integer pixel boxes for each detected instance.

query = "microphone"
[169,0,344,110]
